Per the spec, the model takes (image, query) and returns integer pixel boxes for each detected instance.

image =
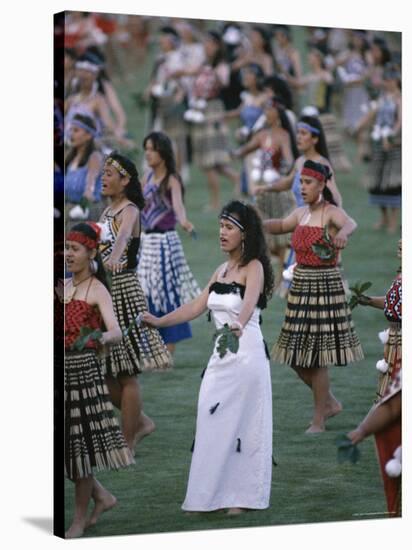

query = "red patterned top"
[291,225,338,267]
[384,274,402,323]
[65,300,102,350]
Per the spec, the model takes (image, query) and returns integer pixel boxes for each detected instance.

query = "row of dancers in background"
[60,144,401,536]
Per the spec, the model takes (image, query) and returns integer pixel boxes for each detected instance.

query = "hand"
[358,294,371,306]
[83,189,95,202]
[333,232,348,249]
[253,185,269,196]
[181,220,194,233]
[105,259,124,274]
[141,312,162,327]
[230,322,243,338]
[347,427,364,445]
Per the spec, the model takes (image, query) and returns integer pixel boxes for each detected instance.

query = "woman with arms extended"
[265,160,363,433]
[64,222,134,538]
[143,200,274,514]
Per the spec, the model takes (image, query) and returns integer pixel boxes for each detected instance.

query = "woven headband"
[71,119,97,137]
[301,166,325,182]
[220,212,245,231]
[75,60,100,73]
[66,223,101,249]
[297,122,320,135]
[105,158,131,179]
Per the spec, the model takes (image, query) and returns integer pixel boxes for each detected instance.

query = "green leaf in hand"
[335,434,361,464]
[349,281,372,310]
[213,324,240,358]
[312,243,336,261]
[79,197,91,211]
[72,327,103,351]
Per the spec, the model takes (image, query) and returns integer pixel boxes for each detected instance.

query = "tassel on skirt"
[272,265,364,368]
[104,270,172,374]
[376,323,402,404]
[65,350,134,480]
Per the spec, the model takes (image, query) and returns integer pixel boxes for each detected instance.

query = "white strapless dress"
[181,284,273,511]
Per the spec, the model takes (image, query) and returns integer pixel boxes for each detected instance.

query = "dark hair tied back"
[105,152,145,210]
[70,222,109,289]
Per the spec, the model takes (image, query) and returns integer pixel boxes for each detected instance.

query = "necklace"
[63,275,92,304]
[222,262,238,278]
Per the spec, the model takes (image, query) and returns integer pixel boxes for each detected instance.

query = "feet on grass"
[65,520,86,539]
[226,507,247,515]
[324,399,343,420]
[86,493,117,528]
[305,423,325,434]
[133,413,156,450]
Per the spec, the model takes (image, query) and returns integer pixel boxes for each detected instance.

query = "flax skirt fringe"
[272,266,364,368]
[104,270,172,375]
[65,350,134,480]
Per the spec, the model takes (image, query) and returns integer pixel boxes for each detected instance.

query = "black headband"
[220,212,245,231]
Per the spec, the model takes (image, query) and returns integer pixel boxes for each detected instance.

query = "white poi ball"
[151,84,164,97]
[95,222,111,243]
[263,168,280,184]
[184,110,196,122]
[385,458,402,478]
[195,98,207,110]
[376,358,389,373]
[69,205,90,220]
[192,111,205,123]
[251,168,262,182]
[252,156,261,168]
[394,446,402,462]
[282,263,296,282]
[378,328,390,345]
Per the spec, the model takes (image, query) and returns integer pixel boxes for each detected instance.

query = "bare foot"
[133,413,156,449]
[373,220,386,231]
[65,520,86,539]
[226,508,247,515]
[86,493,117,528]
[306,424,325,434]
[324,400,343,420]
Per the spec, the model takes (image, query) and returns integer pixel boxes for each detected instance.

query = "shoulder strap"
[85,277,94,302]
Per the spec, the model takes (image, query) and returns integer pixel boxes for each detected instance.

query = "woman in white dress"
[142,200,275,514]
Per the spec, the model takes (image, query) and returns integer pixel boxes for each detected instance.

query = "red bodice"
[384,274,402,323]
[65,300,102,350]
[291,225,338,267]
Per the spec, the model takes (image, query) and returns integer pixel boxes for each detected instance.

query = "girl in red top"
[264,160,363,433]
[64,222,134,538]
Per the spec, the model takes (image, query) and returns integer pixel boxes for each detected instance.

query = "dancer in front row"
[143,200,274,514]
[265,160,363,433]
[99,152,171,453]
[64,222,134,538]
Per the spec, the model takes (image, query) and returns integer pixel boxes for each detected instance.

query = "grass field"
[64,24,401,537]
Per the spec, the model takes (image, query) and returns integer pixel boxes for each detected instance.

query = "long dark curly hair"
[220,200,275,300]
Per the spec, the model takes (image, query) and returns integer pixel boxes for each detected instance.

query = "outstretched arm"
[263,208,300,235]
[104,205,138,272]
[142,269,220,327]
[169,176,194,233]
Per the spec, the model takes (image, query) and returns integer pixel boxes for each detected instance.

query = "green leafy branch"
[213,324,240,358]
[311,225,337,261]
[70,326,103,352]
[335,434,361,464]
[348,281,372,310]
[79,196,91,211]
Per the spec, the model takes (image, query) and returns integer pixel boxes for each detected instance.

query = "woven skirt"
[190,99,231,169]
[272,265,364,368]
[65,350,134,480]
[104,270,172,374]
[256,190,296,251]
[319,113,352,173]
[137,230,201,344]
[376,323,402,404]
[368,141,401,208]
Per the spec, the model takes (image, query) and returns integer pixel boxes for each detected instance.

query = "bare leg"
[167,343,176,355]
[292,365,341,420]
[65,476,93,539]
[348,393,401,444]
[117,374,155,451]
[217,164,241,196]
[374,206,388,230]
[204,168,220,211]
[105,375,122,409]
[86,479,117,528]
[306,368,330,433]
[387,207,400,235]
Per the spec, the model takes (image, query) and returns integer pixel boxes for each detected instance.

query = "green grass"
[64,23,400,537]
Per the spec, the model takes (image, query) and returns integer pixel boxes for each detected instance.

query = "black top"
[208,281,267,310]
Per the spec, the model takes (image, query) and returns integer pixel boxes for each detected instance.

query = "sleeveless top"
[99,203,140,269]
[384,274,402,323]
[65,279,102,350]
[141,172,176,232]
[192,65,222,100]
[291,204,338,267]
[261,134,282,170]
[209,281,267,310]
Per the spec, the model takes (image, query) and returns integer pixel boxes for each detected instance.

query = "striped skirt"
[376,323,402,404]
[272,265,364,368]
[190,99,231,169]
[368,141,401,208]
[104,270,172,374]
[65,350,134,480]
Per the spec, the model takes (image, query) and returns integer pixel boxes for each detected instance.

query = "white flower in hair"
[378,328,390,345]
[282,263,296,282]
[376,358,389,373]
[95,221,111,243]
[263,168,280,184]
